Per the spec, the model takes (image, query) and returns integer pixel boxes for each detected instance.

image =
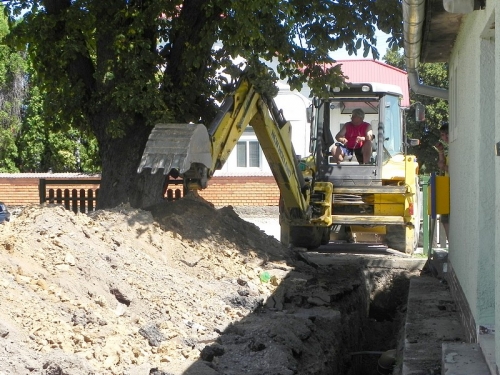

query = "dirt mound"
[0,194,416,375]
[0,194,299,374]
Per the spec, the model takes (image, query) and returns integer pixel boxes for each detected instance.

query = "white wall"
[449,0,497,340]
[274,87,311,160]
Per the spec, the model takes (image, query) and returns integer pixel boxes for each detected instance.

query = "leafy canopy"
[4,0,403,133]
[3,0,403,207]
[0,3,100,173]
[0,5,26,172]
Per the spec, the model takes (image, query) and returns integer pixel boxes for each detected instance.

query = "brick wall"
[0,178,40,205]
[0,177,101,208]
[447,261,477,343]
[0,175,280,207]
[199,176,280,207]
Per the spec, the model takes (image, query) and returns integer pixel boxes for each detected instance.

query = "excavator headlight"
[361,85,370,92]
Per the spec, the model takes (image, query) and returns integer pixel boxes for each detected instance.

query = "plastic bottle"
[260,271,271,283]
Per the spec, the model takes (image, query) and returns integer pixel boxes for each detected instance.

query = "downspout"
[403,0,449,100]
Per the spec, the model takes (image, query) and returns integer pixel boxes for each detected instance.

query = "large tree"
[4,0,402,208]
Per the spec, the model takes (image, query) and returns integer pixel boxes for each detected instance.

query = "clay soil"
[0,194,420,375]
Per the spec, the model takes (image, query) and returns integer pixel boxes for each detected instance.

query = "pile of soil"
[0,194,414,375]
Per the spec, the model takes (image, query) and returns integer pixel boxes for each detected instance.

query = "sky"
[331,29,392,61]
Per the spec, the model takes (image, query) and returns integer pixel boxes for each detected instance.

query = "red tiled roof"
[332,60,410,107]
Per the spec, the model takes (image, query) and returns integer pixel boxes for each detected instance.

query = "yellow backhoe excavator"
[137,73,420,253]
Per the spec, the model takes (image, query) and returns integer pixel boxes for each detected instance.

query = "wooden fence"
[39,179,101,213]
[38,178,187,213]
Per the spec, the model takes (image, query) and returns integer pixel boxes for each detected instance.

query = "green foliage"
[4,0,403,130]
[0,6,28,172]
[16,83,101,173]
[384,50,449,174]
[0,3,102,173]
[3,0,404,207]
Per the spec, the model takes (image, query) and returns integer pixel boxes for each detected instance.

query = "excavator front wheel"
[386,225,417,255]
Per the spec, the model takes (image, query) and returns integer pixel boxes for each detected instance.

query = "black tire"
[321,226,331,245]
[385,225,407,253]
[290,226,324,250]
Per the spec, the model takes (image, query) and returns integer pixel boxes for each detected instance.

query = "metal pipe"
[402,0,449,100]
[420,175,430,256]
[408,70,449,100]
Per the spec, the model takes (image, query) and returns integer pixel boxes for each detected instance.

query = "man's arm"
[335,124,347,144]
[435,142,448,173]
[365,124,373,140]
[355,124,373,143]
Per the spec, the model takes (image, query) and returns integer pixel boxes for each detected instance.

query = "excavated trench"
[199,210,417,375]
[347,269,411,375]
[200,252,415,375]
[282,259,413,375]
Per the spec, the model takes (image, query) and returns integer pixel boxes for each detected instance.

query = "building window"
[237,141,260,167]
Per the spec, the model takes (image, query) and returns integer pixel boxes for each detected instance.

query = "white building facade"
[410,0,499,368]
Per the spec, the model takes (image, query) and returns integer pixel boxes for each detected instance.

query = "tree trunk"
[95,118,165,210]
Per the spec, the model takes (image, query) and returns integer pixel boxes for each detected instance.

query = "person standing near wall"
[436,123,449,175]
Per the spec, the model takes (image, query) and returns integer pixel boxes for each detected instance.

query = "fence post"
[48,189,55,203]
[420,175,431,257]
[88,190,94,211]
[64,189,70,210]
[71,189,78,213]
[39,179,47,203]
[79,189,86,213]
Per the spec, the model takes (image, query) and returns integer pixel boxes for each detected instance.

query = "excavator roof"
[326,82,404,115]
[330,82,403,97]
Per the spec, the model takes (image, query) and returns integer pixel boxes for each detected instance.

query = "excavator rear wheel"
[290,226,329,250]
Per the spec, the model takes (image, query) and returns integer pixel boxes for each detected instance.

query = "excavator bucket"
[137,123,213,175]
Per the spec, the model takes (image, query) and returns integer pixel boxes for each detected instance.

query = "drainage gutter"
[402,0,449,100]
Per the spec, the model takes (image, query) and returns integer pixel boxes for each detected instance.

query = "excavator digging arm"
[138,74,334,247]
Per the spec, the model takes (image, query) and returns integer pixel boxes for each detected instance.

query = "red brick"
[0,175,280,207]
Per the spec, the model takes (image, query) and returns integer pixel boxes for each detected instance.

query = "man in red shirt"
[331,108,373,164]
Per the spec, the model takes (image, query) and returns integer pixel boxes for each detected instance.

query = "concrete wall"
[448,0,497,348]
[491,4,500,368]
